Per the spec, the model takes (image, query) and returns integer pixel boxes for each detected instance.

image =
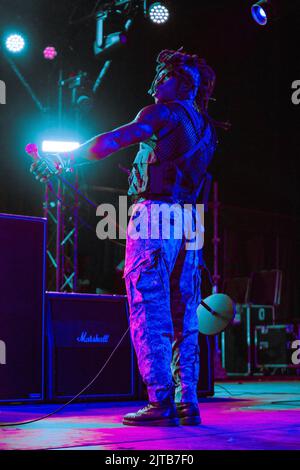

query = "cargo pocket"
[123,247,162,278]
[123,248,168,314]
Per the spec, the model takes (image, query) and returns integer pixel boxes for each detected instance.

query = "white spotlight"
[5,34,25,53]
[42,141,80,153]
[149,2,169,24]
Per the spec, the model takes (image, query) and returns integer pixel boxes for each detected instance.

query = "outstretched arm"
[75,102,171,161]
[29,103,171,182]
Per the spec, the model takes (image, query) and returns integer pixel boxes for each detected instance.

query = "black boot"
[175,403,201,425]
[123,401,179,426]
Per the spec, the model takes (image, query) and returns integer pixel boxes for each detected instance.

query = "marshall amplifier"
[0,213,46,402]
[222,304,275,375]
[46,292,136,400]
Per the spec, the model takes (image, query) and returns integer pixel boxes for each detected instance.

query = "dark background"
[0,1,299,316]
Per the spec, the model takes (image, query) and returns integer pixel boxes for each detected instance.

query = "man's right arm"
[30,103,171,181]
[82,102,172,161]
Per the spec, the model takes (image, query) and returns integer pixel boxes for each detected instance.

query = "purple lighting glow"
[43,46,57,60]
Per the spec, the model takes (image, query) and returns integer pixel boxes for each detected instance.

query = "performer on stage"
[31,48,226,426]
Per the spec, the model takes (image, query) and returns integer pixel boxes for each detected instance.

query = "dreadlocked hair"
[152,48,230,131]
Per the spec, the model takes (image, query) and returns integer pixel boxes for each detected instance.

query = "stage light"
[148,2,169,24]
[251,2,268,25]
[251,0,278,26]
[5,34,25,53]
[42,141,80,153]
[251,2,299,27]
[43,46,57,60]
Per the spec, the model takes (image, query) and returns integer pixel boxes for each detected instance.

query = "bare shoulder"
[134,103,172,132]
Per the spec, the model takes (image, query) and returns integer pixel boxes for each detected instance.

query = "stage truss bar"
[44,171,79,292]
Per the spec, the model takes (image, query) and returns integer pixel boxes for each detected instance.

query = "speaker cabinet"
[46,292,136,400]
[222,304,275,375]
[254,324,300,368]
[0,213,46,402]
[222,276,251,304]
[249,270,282,305]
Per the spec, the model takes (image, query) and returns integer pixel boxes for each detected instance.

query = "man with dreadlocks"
[31,48,225,426]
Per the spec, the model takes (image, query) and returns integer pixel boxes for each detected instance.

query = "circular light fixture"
[43,46,58,60]
[149,2,169,24]
[251,4,268,25]
[5,34,25,53]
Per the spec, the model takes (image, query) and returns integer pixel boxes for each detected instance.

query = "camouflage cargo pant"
[124,199,203,403]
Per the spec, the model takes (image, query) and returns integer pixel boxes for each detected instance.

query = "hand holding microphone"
[25,143,73,183]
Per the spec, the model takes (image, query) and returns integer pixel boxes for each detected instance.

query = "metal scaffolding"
[43,67,88,292]
[43,173,79,292]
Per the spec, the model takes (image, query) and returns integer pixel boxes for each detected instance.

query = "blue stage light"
[251,4,268,25]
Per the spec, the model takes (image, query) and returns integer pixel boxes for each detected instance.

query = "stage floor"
[0,381,300,451]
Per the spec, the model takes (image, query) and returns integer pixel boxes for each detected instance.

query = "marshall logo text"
[76,331,110,344]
